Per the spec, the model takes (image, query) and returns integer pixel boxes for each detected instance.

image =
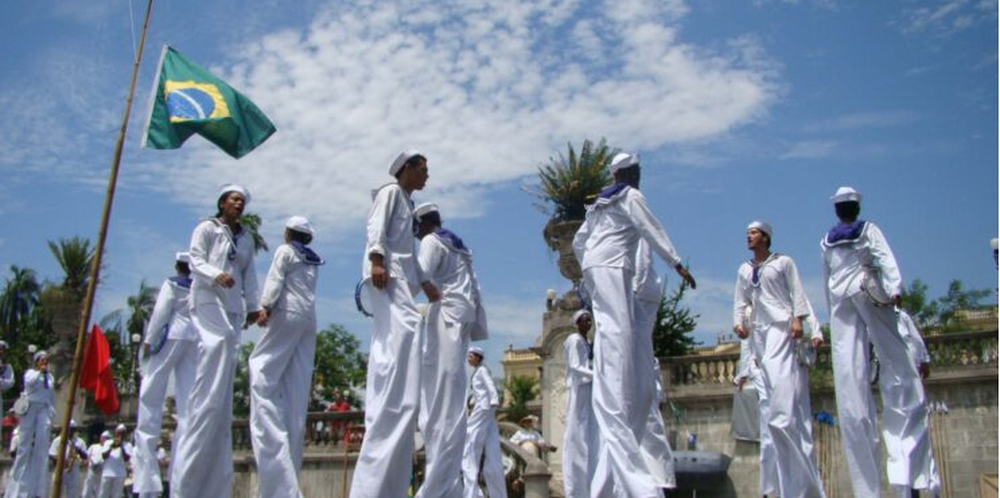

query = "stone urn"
[543,219,583,285]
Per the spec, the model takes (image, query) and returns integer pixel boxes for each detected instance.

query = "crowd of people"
[0,148,942,498]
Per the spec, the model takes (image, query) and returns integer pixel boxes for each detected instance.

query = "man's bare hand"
[675,265,696,290]
[423,282,441,302]
[812,337,824,349]
[215,273,236,288]
[919,363,930,379]
[788,318,804,339]
[370,259,389,290]
[734,324,749,339]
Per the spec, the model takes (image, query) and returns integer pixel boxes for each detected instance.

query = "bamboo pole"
[51,1,155,495]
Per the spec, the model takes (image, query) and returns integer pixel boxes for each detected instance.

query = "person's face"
[467,353,481,366]
[35,357,48,370]
[576,315,592,335]
[747,228,767,251]
[402,159,429,191]
[416,219,436,239]
[219,192,246,220]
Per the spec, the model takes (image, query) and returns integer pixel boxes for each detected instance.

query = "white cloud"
[802,110,919,133]
[894,0,998,36]
[130,0,778,237]
[779,140,837,160]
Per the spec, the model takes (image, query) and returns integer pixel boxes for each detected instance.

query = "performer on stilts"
[563,310,595,498]
[461,347,506,498]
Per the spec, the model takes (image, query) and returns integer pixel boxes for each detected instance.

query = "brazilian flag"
[142,45,276,159]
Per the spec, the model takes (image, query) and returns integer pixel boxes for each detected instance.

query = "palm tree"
[125,282,156,340]
[240,212,269,255]
[47,236,95,298]
[0,265,42,340]
[527,138,617,221]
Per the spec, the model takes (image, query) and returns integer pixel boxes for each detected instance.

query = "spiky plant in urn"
[527,139,616,287]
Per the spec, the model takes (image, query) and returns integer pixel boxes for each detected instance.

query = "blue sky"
[0,0,996,373]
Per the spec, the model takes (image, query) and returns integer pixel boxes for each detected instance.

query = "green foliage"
[240,213,269,255]
[527,139,616,222]
[311,324,368,404]
[504,375,538,422]
[46,236,95,298]
[0,265,42,340]
[901,278,992,332]
[233,342,255,418]
[652,278,700,358]
[99,282,157,393]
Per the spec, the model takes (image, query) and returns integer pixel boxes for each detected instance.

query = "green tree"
[0,265,42,340]
[504,375,538,423]
[900,279,938,328]
[240,213,269,255]
[652,278,700,358]
[47,236,95,298]
[311,324,367,405]
[527,138,616,222]
[936,280,992,330]
[233,342,255,417]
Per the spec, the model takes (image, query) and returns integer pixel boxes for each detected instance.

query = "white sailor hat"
[468,346,485,357]
[0,341,8,350]
[747,221,773,237]
[390,149,423,176]
[175,252,191,264]
[100,431,112,440]
[33,350,48,363]
[572,309,591,324]
[218,184,251,204]
[414,203,439,221]
[609,152,640,173]
[286,216,314,235]
[115,424,127,432]
[831,186,861,204]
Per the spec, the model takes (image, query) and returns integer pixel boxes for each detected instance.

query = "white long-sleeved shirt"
[24,368,54,405]
[259,243,319,316]
[510,428,548,447]
[418,232,484,328]
[100,442,133,478]
[362,183,425,286]
[732,254,814,331]
[821,221,902,309]
[573,186,681,273]
[188,218,261,313]
[49,435,88,462]
[0,364,14,409]
[145,278,197,346]
[468,365,500,412]
[87,443,106,468]
[564,333,592,389]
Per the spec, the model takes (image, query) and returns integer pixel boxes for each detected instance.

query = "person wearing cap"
[133,252,198,498]
[413,203,487,498]
[98,425,132,498]
[572,152,695,498]
[173,184,263,498]
[510,415,554,457]
[248,215,322,498]
[563,309,594,497]
[633,237,678,492]
[82,432,110,498]
[733,221,825,498]
[48,420,88,498]
[0,342,13,418]
[461,346,505,498]
[352,150,441,498]
[5,351,54,498]
[821,187,935,498]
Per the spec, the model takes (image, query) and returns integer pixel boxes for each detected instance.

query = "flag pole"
[52,0,156,495]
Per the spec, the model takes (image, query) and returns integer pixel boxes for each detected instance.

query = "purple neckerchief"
[749,253,779,288]
[169,276,192,289]
[825,220,867,245]
[598,182,629,199]
[434,228,468,252]
[290,241,325,265]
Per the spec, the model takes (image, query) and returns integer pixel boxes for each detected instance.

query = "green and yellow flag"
[142,45,276,159]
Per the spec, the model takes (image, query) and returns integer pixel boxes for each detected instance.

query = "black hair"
[288,229,313,245]
[613,164,641,186]
[762,232,772,249]
[394,154,427,180]
[835,201,861,221]
[420,211,442,228]
[175,261,191,276]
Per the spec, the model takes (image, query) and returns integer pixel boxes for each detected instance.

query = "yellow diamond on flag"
[164,80,231,123]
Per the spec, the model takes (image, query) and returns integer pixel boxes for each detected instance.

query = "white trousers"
[5,402,52,498]
[756,320,825,498]
[585,267,662,498]
[462,408,506,498]
[350,279,422,498]
[97,475,124,498]
[635,297,676,490]
[52,466,81,498]
[249,309,317,498]
[831,293,935,497]
[173,305,243,498]
[562,379,594,498]
[416,311,469,498]
[134,338,197,494]
[81,466,101,498]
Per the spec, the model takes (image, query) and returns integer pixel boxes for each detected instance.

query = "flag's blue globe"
[166,87,216,120]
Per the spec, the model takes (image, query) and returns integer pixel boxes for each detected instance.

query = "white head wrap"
[414,203,439,221]
[285,215,314,235]
[217,184,251,205]
[32,350,48,363]
[175,252,191,264]
[69,419,77,428]
[0,340,8,350]
[572,309,591,325]
[831,186,861,204]
[101,431,112,440]
[115,424,127,433]
[747,221,773,237]
[390,149,423,176]
[469,346,485,357]
[609,152,640,173]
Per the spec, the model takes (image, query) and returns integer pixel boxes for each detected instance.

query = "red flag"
[79,324,119,415]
